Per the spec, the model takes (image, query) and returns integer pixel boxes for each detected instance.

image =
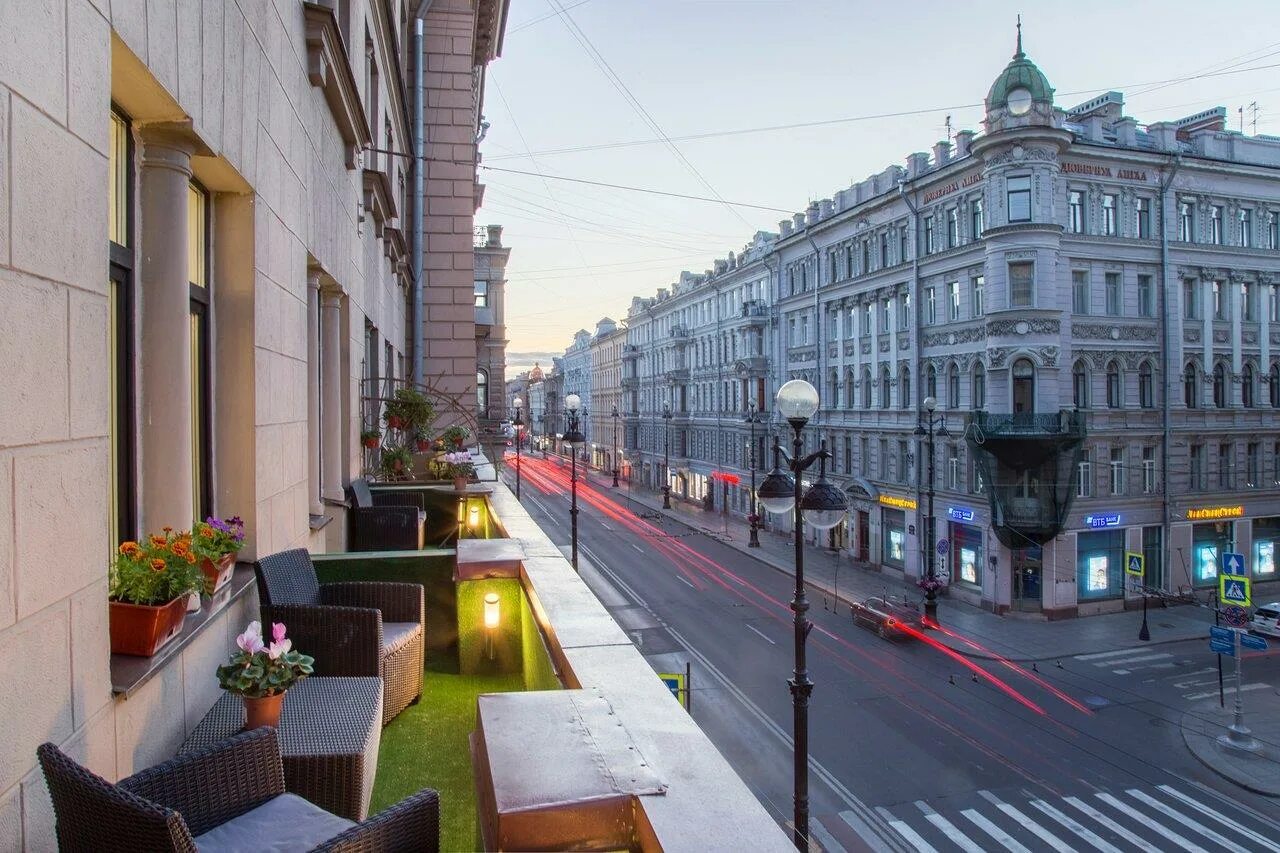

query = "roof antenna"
[1015,14,1024,58]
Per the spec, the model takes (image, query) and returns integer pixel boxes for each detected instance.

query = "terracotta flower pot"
[109,597,188,657]
[387,415,405,430]
[362,437,380,449]
[453,476,468,491]
[415,439,431,452]
[243,692,286,730]
[200,552,237,595]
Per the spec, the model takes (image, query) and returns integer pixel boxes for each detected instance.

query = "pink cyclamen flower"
[272,622,287,643]
[236,621,265,654]
[267,639,292,660]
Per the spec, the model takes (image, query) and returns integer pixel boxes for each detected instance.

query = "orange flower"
[149,534,167,547]
[162,526,173,533]
[150,559,166,572]
[119,542,141,557]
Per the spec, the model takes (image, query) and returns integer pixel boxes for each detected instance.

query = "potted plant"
[380,444,414,480]
[384,388,434,433]
[361,427,382,450]
[413,428,432,452]
[192,516,245,595]
[440,425,469,449]
[108,530,205,656]
[216,621,315,730]
[443,450,475,491]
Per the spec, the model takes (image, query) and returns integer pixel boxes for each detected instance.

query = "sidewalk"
[1181,691,1280,796]
[567,462,1216,662]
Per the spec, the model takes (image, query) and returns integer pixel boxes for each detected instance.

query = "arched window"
[973,363,986,410]
[926,364,938,400]
[862,367,872,409]
[1138,362,1154,409]
[947,363,960,409]
[1106,361,1121,408]
[880,366,891,409]
[900,366,911,409]
[477,369,489,416]
[1242,362,1255,408]
[829,369,839,406]
[1012,358,1035,413]
[844,369,855,409]
[1272,363,1280,408]
[1213,362,1227,408]
[1072,360,1089,409]
[1184,363,1198,409]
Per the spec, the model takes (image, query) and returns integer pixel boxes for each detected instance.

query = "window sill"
[110,564,257,698]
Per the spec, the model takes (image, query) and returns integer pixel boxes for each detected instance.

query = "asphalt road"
[507,455,1280,852]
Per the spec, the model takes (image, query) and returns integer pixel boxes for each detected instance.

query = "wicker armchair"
[37,728,439,852]
[348,479,425,551]
[255,548,424,725]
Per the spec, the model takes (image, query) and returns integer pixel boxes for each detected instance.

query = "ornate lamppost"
[564,393,585,570]
[611,404,620,487]
[745,399,765,548]
[661,401,673,509]
[913,395,950,626]
[756,380,848,852]
[512,396,524,500]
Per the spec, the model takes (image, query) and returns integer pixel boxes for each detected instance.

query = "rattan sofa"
[255,548,425,725]
[38,728,438,852]
[348,479,425,551]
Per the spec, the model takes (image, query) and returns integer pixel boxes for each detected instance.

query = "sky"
[480,0,1280,376]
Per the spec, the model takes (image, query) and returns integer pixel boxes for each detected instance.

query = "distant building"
[589,318,627,474]
[474,224,511,425]
[561,330,593,456]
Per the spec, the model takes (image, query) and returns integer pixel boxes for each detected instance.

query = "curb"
[1179,708,1280,797]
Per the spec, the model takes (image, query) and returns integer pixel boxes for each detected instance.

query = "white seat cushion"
[382,621,421,656]
[194,793,354,852]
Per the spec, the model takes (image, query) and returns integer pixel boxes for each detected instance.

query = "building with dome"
[614,28,1280,618]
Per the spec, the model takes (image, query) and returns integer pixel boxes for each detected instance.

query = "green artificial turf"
[370,668,525,852]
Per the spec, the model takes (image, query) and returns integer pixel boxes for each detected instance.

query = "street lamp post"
[756,380,847,852]
[541,407,549,456]
[564,393,585,570]
[913,396,950,626]
[745,400,764,548]
[611,404,620,487]
[661,402,673,509]
[512,396,524,501]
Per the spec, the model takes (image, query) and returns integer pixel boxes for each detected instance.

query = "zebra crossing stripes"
[1072,648,1272,700]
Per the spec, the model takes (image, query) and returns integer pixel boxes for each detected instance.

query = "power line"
[507,0,596,34]
[482,164,791,212]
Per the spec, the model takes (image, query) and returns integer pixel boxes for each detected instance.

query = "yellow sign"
[659,672,686,708]
[1219,573,1251,608]
[879,494,918,511]
[1187,505,1244,520]
[1125,552,1144,578]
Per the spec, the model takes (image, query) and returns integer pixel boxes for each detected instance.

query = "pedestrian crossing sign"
[1219,573,1251,608]
[1125,552,1144,578]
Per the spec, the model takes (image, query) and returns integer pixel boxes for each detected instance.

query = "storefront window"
[882,508,906,568]
[1078,529,1125,601]
[949,522,983,587]
[1192,521,1234,587]
[1253,517,1279,577]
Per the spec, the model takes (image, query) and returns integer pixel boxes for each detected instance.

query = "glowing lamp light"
[467,504,480,529]
[565,393,581,413]
[483,592,500,630]
[776,379,819,423]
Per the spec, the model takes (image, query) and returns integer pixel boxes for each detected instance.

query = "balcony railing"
[969,410,1085,437]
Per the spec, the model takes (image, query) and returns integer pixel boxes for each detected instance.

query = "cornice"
[304,2,372,169]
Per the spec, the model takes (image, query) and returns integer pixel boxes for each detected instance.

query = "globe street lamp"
[512,396,524,501]
[913,395,950,626]
[564,393,585,570]
[611,404,620,487]
[745,400,765,548]
[755,379,847,852]
[661,401,673,509]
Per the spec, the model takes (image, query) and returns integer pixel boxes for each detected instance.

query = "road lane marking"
[1063,796,1161,852]
[745,624,776,645]
[1158,785,1280,851]
[630,543,645,553]
[809,818,847,853]
[1101,652,1171,666]
[1124,789,1242,849]
[1183,682,1268,701]
[1029,800,1123,853]
[993,802,1073,851]
[1094,793,1207,852]
[961,808,1032,853]
[886,820,938,853]
[675,574,697,590]
[1074,648,1143,661]
[923,813,985,853]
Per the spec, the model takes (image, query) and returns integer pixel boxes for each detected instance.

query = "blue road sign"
[1209,625,1234,641]
[1241,633,1269,651]
[1223,551,1245,575]
[1210,639,1236,657]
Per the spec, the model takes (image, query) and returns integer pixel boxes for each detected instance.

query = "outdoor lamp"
[800,475,847,530]
[513,395,523,411]
[758,460,796,515]
[484,591,500,659]
[777,379,820,424]
[467,503,480,530]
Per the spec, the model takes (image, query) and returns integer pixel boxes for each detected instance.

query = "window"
[1179,200,1195,242]
[899,292,911,330]
[926,365,937,399]
[924,216,936,254]
[899,225,909,262]
[948,446,960,490]
[1068,190,1086,233]
[1213,362,1227,408]
[109,110,136,544]
[474,279,488,308]
[1110,447,1125,495]
[477,369,489,415]
[1007,176,1031,222]
[1211,205,1224,244]
[1009,261,1034,307]
[188,181,212,520]
[1243,282,1257,322]
[948,281,960,321]
[1213,281,1228,320]
[1270,211,1279,250]
[1218,443,1233,489]
[1012,358,1035,413]
[971,275,984,316]
[880,366,891,409]
[1136,197,1151,239]
[1190,444,1204,489]
[830,252,838,283]
[971,198,984,238]
[862,240,871,273]
[1184,363,1199,408]
[946,208,958,248]
[880,438,889,480]
[1106,361,1121,408]
[1078,451,1092,498]
[926,287,937,325]
[1240,208,1253,247]
[899,440,910,484]
[862,368,872,408]
[1143,447,1156,494]
[1272,363,1280,408]
[1137,274,1153,317]
[846,247,855,280]
[881,298,891,333]
[901,366,911,410]
[843,436,853,474]
[1102,194,1117,236]
[844,370,854,409]
[1183,280,1199,320]
[1143,526,1163,588]
[1073,360,1089,409]
[1248,442,1260,487]
[1072,270,1089,314]
[879,232,889,267]
[1105,272,1121,316]
[973,363,986,410]
[971,458,985,494]
[1243,363,1256,408]
[1272,285,1280,322]
[947,363,960,409]
[863,304,872,334]
[1139,362,1154,409]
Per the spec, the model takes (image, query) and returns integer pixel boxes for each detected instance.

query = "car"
[849,595,925,640]
[1249,603,1280,638]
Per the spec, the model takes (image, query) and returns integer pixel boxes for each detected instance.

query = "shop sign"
[922,172,982,204]
[1083,513,1121,528]
[1187,505,1244,521]
[1062,162,1150,182]
[879,494,917,511]
[947,506,974,522]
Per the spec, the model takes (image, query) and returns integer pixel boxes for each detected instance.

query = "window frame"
[1008,260,1034,308]
[188,179,213,522]
[1007,175,1032,223]
[109,108,137,545]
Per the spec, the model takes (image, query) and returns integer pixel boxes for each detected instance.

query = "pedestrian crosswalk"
[1071,647,1274,702]
[868,783,1280,852]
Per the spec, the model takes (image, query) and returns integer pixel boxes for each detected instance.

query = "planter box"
[109,597,188,657]
[201,552,237,595]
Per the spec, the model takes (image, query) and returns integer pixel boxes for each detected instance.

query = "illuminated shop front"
[1253,517,1279,578]
[1187,505,1242,587]
[947,506,983,588]
[1077,529,1126,601]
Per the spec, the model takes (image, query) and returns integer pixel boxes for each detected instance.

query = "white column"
[307,269,324,515]
[321,287,345,502]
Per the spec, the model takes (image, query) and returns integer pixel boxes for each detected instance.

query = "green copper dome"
[985,25,1054,112]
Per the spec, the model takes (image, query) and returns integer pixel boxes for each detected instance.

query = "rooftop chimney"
[907,152,930,177]
[933,140,951,166]
[954,130,975,157]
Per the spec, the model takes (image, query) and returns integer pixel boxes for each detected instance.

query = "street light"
[755,379,847,852]
[913,395,950,626]
[564,393,585,570]
[661,401,673,509]
[512,396,524,501]
[745,399,765,548]
[611,404,620,487]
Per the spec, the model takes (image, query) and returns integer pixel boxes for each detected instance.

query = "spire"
[1014,14,1024,59]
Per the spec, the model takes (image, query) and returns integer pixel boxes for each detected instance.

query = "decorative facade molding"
[986,318,1061,337]
[1072,323,1157,342]
[304,3,371,169]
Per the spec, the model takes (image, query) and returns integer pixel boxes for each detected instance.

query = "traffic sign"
[1223,605,1249,628]
[1209,625,1234,641]
[1125,551,1144,578]
[1223,551,1246,575]
[1219,572,1252,608]
[1210,639,1236,657]
[1241,632,1269,651]
[936,538,949,555]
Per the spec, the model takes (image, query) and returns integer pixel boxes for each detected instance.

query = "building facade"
[589,318,627,474]
[474,223,511,425]
[561,329,593,454]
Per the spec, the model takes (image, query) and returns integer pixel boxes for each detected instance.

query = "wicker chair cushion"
[192,793,353,851]
[382,621,421,656]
